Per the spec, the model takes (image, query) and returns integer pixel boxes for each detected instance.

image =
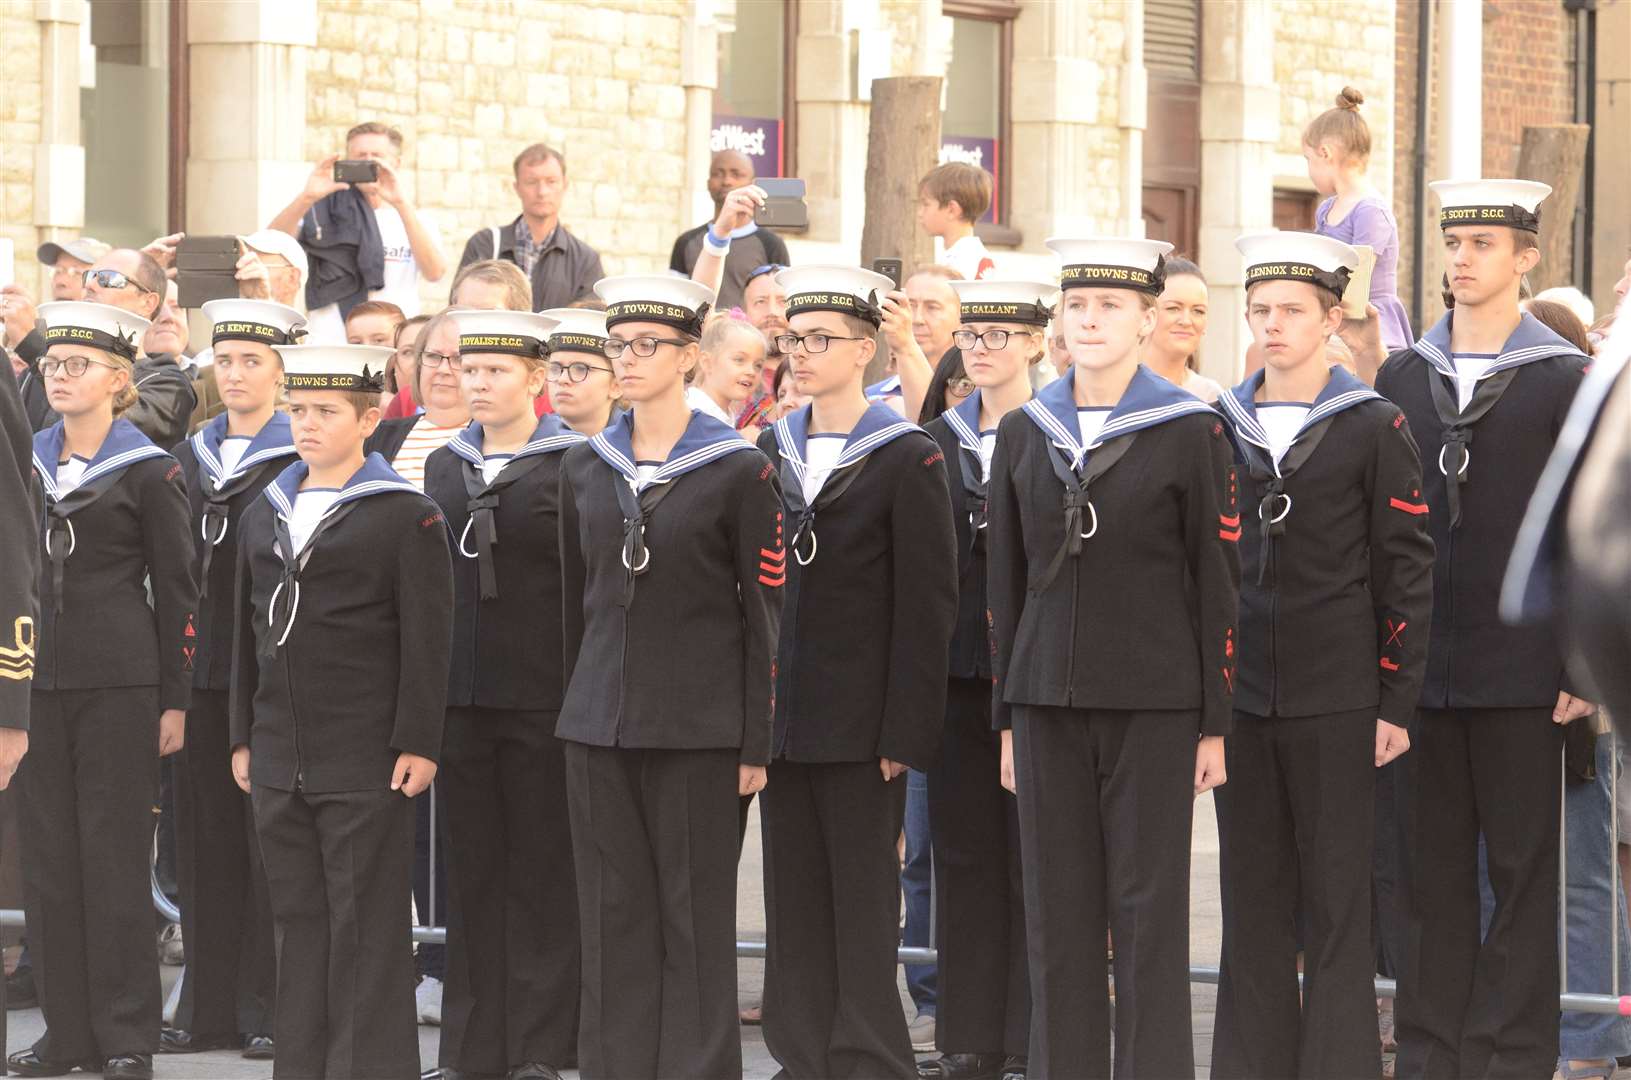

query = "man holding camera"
[269,121,446,344]
[670,149,790,310]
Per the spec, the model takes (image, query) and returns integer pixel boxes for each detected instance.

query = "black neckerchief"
[262,503,361,660]
[459,455,550,600]
[1428,366,1520,530]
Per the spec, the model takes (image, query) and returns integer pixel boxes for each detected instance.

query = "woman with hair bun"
[1303,86,1414,351]
[11,301,197,1080]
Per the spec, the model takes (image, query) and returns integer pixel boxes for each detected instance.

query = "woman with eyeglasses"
[539,307,622,434]
[422,310,590,1080]
[915,281,1052,1080]
[11,302,197,1080]
[381,313,433,416]
[556,275,784,1080]
[366,310,471,489]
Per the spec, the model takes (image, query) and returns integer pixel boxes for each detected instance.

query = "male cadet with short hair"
[756,265,958,1080]
[230,343,452,1079]
[1376,179,1594,1079]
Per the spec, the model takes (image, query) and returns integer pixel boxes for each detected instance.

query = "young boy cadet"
[1211,232,1435,1079]
[918,163,995,281]
[1375,179,1594,1078]
[229,343,453,1080]
[756,265,959,1079]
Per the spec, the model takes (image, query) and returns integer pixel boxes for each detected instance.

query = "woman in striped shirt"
[366,309,470,489]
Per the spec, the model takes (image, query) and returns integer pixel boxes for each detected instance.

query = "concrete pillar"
[1437,0,1482,181]
[795,0,884,249]
[1117,0,1147,239]
[1197,0,1279,383]
[185,0,317,235]
[33,0,86,287]
[680,0,721,229]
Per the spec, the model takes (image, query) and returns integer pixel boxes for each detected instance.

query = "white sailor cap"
[273,344,394,393]
[449,309,559,358]
[38,301,150,361]
[1045,237,1174,295]
[775,265,894,326]
[1235,231,1360,298]
[201,299,307,348]
[539,307,612,356]
[594,275,713,337]
[950,279,1058,326]
[1430,178,1551,233]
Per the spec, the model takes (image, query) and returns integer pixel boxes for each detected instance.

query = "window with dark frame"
[1273,188,1319,232]
[712,0,796,179]
[1142,0,1201,258]
[942,0,1018,239]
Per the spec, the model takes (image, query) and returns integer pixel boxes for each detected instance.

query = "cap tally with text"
[1235,231,1359,299]
[776,265,894,326]
[38,301,150,361]
[950,279,1058,327]
[202,299,307,348]
[594,275,713,337]
[450,309,559,358]
[1045,237,1174,296]
[1430,178,1551,233]
[273,344,393,393]
[540,307,612,357]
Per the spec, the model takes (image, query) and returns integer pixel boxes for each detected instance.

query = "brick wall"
[1,6,43,289]
[1480,0,1575,177]
[1393,0,1425,325]
[304,0,691,311]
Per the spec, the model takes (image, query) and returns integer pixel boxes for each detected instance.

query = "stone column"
[185,0,317,235]
[794,0,880,249]
[680,0,721,229]
[1197,0,1279,383]
[33,0,86,289]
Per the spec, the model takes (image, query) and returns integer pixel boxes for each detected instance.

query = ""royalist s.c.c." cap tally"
[949,279,1058,326]
[1430,178,1552,233]
[1235,231,1361,299]
[594,275,714,337]
[273,344,393,393]
[775,265,894,326]
[37,301,150,361]
[1045,237,1174,296]
[201,299,307,348]
[449,309,559,358]
[539,307,612,357]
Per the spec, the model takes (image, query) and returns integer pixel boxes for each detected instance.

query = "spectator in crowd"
[345,300,406,351]
[1529,287,1595,332]
[1305,87,1412,351]
[1523,298,1594,356]
[1046,326,1070,377]
[35,237,110,301]
[269,121,447,344]
[366,310,468,490]
[772,358,809,419]
[448,258,533,313]
[455,144,604,311]
[918,163,995,281]
[871,264,961,430]
[1141,256,1224,402]
[383,314,433,418]
[686,315,768,437]
[236,230,309,309]
[670,150,791,310]
[738,263,790,423]
[918,347,975,425]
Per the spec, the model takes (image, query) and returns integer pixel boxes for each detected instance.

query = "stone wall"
[2,3,44,290]
[303,0,692,310]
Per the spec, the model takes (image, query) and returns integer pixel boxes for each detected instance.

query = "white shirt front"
[217,436,251,479]
[481,454,513,485]
[801,433,846,505]
[55,455,89,496]
[303,205,440,344]
[978,431,997,483]
[1451,353,1498,412]
[287,489,342,554]
[1076,407,1112,450]
[1257,403,1312,468]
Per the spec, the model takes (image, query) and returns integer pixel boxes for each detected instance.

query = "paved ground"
[5,793,1623,1078]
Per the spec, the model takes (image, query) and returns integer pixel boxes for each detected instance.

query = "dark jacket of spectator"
[456,216,604,312]
[669,223,789,311]
[299,186,386,316]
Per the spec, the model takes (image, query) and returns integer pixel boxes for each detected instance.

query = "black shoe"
[999,1055,1027,1080]
[102,1056,153,1080]
[157,1028,236,1054]
[508,1064,563,1080]
[6,967,38,1010]
[917,1054,1005,1080]
[6,1047,87,1077]
[242,1034,274,1060]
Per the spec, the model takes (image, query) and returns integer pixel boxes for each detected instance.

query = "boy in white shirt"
[917,163,995,282]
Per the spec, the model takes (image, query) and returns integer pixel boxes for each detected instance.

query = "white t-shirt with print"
[304,204,441,344]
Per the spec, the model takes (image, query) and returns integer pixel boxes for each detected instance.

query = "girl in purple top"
[1303,87,1413,351]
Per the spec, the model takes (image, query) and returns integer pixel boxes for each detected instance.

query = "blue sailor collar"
[864,374,901,399]
[1413,310,1591,381]
[941,389,987,456]
[1218,365,1381,471]
[773,400,922,495]
[444,414,586,471]
[262,452,429,523]
[33,418,169,502]
[190,412,298,488]
[589,408,757,492]
[1021,364,1215,470]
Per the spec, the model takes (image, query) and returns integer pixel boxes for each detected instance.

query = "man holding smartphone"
[672,150,791,309]
[268,121,446,345]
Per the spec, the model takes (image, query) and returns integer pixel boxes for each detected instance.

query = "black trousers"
[564,742,741,1080]
[18,687,161,1062]
[1395,707,1563,1079]
[173,688,275,1038]
[438,707,578,1074]
[762,758,915,1080]
[1211,708,1380,1079]
[1011,705,1196,1080]
[927,678,1030,1057]
[253,784,419,1080]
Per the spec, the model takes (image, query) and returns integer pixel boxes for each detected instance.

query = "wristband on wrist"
[704,228,732,256]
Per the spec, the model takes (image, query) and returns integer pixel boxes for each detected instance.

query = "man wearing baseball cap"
[36,237,113,302]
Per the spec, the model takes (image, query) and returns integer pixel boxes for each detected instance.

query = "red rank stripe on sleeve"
[1218,513,1241,542]
[1379,657,1400,671]
[1389,496,1428,515]
[758,546,786,587]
